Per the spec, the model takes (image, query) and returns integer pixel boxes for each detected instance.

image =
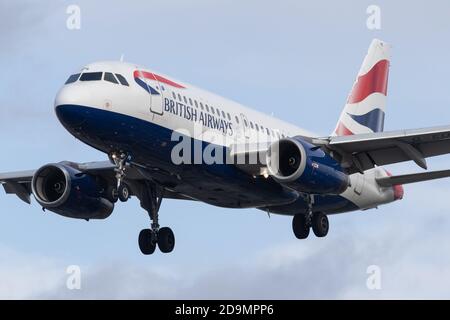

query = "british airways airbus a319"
[2,39,450,255]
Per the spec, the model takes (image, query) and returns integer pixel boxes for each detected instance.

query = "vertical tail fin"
[333,39,391,136]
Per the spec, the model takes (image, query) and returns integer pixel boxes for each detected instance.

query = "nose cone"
[54,85,92,127]
[55,104,88,128]
[54,85,90,107]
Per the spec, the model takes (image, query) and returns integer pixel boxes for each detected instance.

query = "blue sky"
[2,0,450,298]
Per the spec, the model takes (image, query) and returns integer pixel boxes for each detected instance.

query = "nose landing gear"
[108,151,131,203]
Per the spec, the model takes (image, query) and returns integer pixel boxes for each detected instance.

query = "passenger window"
[255,124,259,131]
[115,74,129,86]
[235,116,240,123]
[205,104,210,112]
[65,73,80,84]
[172,92,176,99]
[227,113,231,121]
[161,85,165,91]
[183,96,188,104]
[189,98,193,106]
[266,128,270,135]
[211,107,215,114]
[80,72,103,81]
[178,93,182,101]
[104,72,118,84]
[244,119,248,127]
[250,122,254,129]
[221,111,226,118]
[200,102,204,110]
[216,108,220,115]
[194,100,199,108]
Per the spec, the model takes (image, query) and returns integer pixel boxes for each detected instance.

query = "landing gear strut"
[292,194,329,239]
[138,181,175,255]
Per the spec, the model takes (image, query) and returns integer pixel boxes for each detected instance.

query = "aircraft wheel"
[157,227,175,253]
[118,184,130,202]
[138,229,156,255]
[312,212,329,237]
[292,214,310,239]
[106,186,119,203]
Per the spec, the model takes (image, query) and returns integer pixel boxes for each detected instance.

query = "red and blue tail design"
[333,39,390,136]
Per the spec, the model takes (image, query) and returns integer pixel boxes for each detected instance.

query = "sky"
[1,0,450,299]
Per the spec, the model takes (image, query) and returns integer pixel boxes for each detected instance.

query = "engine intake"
[266,137,349,195]
[31,163,114,219]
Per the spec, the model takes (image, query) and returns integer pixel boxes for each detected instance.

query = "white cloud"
[3,204,450,300]
[2,182,450,299]
[0,245,64,299]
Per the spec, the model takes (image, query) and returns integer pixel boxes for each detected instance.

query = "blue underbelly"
[54,104,358,215]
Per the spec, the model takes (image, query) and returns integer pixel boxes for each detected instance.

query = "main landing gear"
[138,182,175,255]
[292,195,329,239]
[108,151,175,255]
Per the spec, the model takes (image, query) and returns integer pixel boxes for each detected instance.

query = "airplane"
[2,38,450,255]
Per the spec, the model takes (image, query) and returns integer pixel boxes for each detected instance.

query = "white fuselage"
[55,61,401,214]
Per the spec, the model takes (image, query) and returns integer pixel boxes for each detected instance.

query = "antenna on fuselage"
[120,54,125,62]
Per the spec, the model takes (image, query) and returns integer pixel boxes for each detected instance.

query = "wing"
[228,142,270,176]
[0,161,192,204]
[315,125,450,173]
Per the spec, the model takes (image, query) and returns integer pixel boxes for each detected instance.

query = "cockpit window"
[115,74,129,86]
[65,73,80,84]
[80,72,103,81]
[65,71,129,86]
[104,72,118,84]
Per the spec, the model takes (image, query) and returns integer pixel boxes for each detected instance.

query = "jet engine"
[266,137,349,195]
[31,163,114,219]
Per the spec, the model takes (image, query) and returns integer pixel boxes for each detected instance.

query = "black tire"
[118,184,130,202]
[106,186,119,203]
[292,214,310,239]
[312,212,329,237]
[157,227,175,253]
[138,229,156,255]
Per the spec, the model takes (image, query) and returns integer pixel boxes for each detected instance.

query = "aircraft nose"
[54,85,91,107]
[54,86,91,127]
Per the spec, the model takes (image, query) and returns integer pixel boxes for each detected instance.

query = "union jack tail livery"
[334,39,390,136]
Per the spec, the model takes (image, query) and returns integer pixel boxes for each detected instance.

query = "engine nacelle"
[266,137,349,195]
[31,163,114,219]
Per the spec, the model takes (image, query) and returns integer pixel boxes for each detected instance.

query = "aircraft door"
[144,73,164,115]
[240,113,250,139]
